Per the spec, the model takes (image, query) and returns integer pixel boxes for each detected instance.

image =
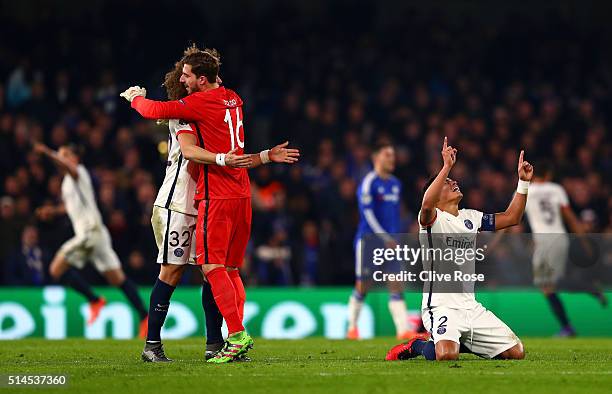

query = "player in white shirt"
[525,162,607,337]
[386,137,531,361]
[33,143,148,335]
[138,56,299,362]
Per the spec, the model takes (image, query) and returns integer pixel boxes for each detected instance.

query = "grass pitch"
[1,338,611,394]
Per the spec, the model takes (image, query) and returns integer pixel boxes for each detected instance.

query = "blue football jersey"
[355,171,402,240]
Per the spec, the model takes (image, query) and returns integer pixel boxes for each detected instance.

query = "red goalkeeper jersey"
[131,87,250,200]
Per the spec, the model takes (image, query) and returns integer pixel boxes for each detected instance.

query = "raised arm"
[33,143,79,179]
[494,150,534,230]
[120,86,199,121]
[420,137,456,226]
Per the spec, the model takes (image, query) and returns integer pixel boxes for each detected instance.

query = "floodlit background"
[0,0,610,339]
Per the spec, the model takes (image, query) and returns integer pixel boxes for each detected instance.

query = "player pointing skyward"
[386,137,530,361]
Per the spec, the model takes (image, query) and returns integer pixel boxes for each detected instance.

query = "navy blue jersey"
[355,171,402,241]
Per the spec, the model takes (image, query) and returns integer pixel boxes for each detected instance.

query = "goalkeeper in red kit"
[120,46,298,363]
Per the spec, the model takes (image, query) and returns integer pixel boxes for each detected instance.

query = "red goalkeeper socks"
[205,267,244,335]
[228,269,246,322]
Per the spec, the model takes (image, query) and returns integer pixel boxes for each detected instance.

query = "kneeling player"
[387,137,529,361]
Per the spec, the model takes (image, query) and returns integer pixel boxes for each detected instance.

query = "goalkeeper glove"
[119,86,147,102]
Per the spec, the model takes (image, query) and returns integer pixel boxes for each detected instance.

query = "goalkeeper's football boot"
[207,331,254,364]
[233,354,252,362]
[87,297,106,325]
[142,342,173,362]
[205,342,224,361]
[385,336,428,361]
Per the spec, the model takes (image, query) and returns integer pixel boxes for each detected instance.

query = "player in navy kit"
[346,142,416,339]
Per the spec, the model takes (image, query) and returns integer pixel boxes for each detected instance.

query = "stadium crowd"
[0,2,610,286]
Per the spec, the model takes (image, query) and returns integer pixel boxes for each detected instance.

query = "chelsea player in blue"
[347,142,415,339]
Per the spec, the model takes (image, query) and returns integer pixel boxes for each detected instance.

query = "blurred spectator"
[0,1,610,286]
[5,225,49,285]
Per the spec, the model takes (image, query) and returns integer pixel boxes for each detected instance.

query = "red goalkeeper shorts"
[195,197,252,267]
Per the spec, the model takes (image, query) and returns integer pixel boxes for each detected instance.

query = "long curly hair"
[163,60,188,101]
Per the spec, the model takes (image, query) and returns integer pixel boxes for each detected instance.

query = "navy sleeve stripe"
[480,213,495,231]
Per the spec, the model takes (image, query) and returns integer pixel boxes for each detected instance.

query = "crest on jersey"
[464,219,473,230]
[437,326,447,335]
[174,248,184,257]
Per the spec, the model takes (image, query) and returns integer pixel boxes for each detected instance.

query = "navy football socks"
[119,278,148,320]
[411,339,436,361]
[201,281,224,344]
[146,279,175,343]
[546,293,571,328]
[59,268,99,302]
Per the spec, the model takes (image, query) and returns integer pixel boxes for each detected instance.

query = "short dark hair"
[534,160,554,177]
[372,141,393,154]
[181,44,221,83]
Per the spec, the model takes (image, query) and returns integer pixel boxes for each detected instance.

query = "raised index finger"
[443,136,448,150]
[519,150,524,165]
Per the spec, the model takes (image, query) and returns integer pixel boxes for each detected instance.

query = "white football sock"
[388,298,409,334]
[347,295,364,331]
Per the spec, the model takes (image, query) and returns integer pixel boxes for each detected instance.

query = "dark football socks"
[59,268,99,302]
[411,339,436,361]
[202,280,224,345]
[146,279,175,343]
[205,267,244,335]
[546,293,571,328]
[119,278,148,320]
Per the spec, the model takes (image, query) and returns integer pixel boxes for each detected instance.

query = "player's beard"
[185,81,198,94]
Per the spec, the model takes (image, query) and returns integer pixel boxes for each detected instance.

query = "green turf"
[1,338,611,393]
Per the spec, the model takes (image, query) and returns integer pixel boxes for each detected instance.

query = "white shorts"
[422,303,520,359]
[151,206,197,265]
[59,226,121,273]
[533,235,569,286]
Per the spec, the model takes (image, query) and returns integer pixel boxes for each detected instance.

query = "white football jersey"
[61,165,104,235]
[153,119,198,216]
[419,208,489,310]
[525,182,569,234]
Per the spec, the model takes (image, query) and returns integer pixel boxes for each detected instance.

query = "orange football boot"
[87,297,106,325]
[138,315,149,339]
[346,327,360,340]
